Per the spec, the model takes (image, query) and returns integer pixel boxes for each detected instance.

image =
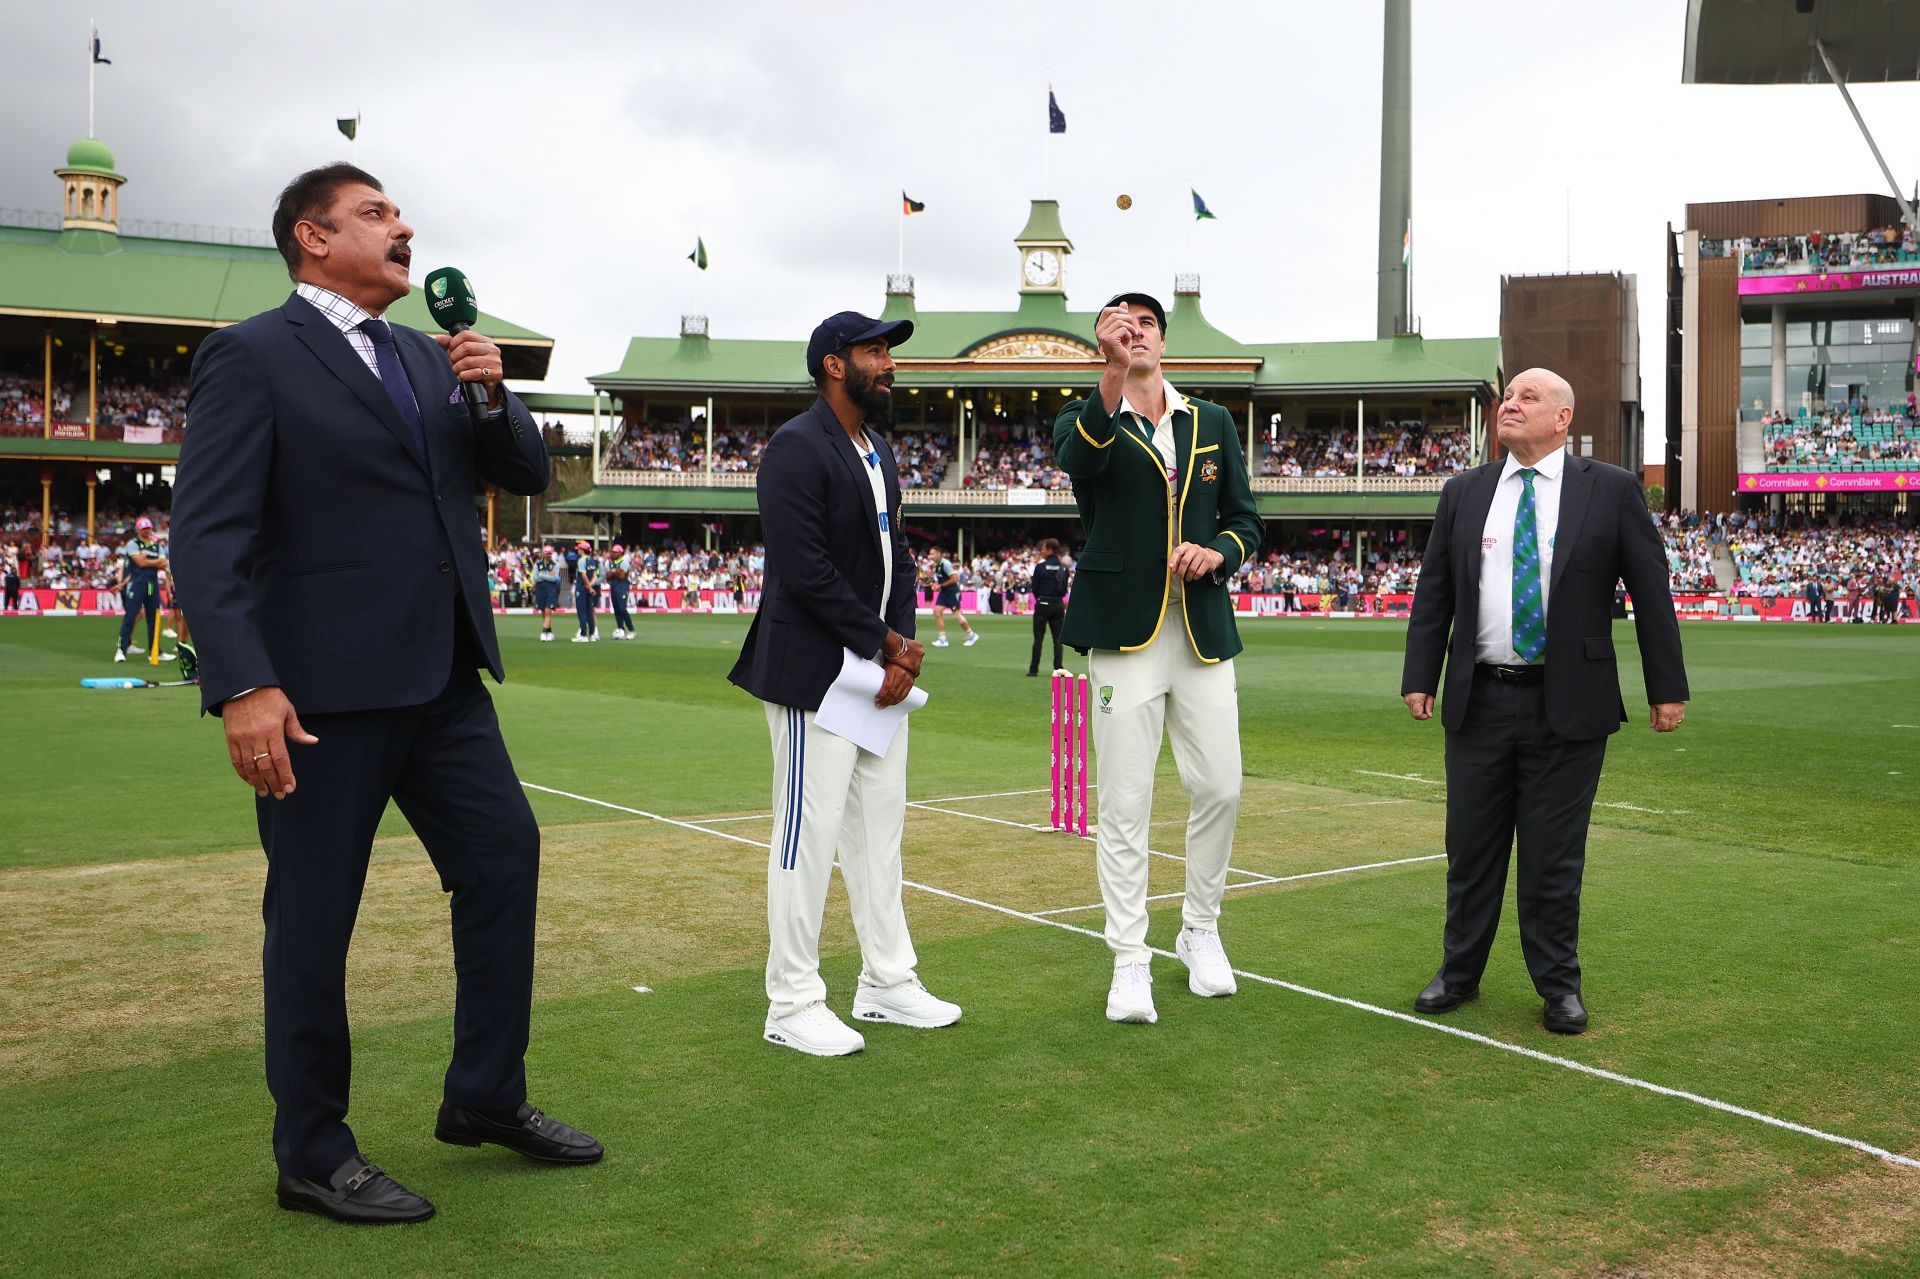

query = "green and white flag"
[688,237,708,270]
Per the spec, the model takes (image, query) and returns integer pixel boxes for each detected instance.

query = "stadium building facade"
[562,199,1503,563]
[0,138,555,543]
[1669,193,1920,515]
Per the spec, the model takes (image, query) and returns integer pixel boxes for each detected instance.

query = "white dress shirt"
[1476,445,1566,665]
[856,429,892,617]
[294,282,383,381]
[1118,376,1188,602]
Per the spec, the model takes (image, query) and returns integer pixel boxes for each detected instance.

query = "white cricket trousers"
[1088,629,1242,967]
[762,701,920,1018]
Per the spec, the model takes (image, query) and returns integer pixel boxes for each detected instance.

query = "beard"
[845,362,895,427]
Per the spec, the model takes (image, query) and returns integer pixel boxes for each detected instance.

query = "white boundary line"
[1030,853,1448,917]
[522,778,1920,1173]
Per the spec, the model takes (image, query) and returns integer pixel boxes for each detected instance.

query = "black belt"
[1475,663,1545,686]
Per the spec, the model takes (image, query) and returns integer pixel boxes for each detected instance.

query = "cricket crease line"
[1151,797,1414,827]
[904,799,1273,886]
[526,780,1920,1174]
[1030,853,1446,916]
[1354,770,1443,785]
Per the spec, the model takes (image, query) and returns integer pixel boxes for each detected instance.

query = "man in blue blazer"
[171,164,600,1225]
[728,311,960,1058]
[1400,368,1688,1036]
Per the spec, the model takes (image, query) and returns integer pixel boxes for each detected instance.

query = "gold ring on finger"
[253,752,271,761]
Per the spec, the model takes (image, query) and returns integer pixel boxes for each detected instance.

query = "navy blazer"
[171,293,549,716]
[1400,453,1689,741]
[729,398,917,711]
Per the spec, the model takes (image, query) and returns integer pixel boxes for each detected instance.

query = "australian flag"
[1048,89,1066,134]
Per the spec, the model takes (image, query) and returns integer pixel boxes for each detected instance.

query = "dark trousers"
[118,585,158,650]
[575,590,596,636]
[1440,672,1607,998]
[3,574,18,609]
[1029,599,1065,673]
[610,583,632,631]
[257,661,540,1176]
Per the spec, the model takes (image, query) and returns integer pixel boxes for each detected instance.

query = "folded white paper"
[812,648,929,756]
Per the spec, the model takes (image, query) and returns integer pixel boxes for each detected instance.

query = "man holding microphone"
[172,164,599,1225]
[1052,293,1265,1025]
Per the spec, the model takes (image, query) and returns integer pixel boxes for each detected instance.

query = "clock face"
[1023,249,1062,287]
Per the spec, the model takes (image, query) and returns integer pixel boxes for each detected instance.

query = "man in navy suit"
[171,164,600,1226]
[728,311,961,1058]
[1400,368,1688,1036]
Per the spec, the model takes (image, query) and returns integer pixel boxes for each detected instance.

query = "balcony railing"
[594,466,1450,499]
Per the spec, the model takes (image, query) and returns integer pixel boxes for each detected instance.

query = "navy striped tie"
[358,318,427,461]
[1511,468,1546,662]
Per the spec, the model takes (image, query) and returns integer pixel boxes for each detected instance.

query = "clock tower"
[1014,199,1072,297]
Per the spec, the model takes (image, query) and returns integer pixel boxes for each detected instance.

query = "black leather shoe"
[276,1155,434,1224]
[1413,974,1480,1014]
[1543,993,1589,1034]
[435,1101,604,1164]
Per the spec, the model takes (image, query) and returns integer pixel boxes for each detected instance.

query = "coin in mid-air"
[1116,194,1133,211]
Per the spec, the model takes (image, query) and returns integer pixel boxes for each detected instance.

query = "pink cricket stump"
[1075,675,1091,836]
[1049,672,1065,831]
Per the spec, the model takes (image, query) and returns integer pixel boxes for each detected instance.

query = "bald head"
[1497,368,1575,464]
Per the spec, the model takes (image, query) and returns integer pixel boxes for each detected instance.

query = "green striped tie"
[1512,468,1546,662]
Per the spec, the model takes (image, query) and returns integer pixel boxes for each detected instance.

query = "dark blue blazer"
[1400,453,1689,740]
[729,398,917,711]
[171,293,549,716]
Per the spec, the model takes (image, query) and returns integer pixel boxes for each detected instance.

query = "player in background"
[115,517,169,663]
[607,543,634,639]
[928,545,978,648]
[532,544,562,642]
[571,541,601,643]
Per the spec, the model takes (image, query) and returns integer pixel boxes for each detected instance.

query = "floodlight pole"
[1813,39,1917,228]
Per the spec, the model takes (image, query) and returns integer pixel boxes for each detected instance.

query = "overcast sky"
[8,1,1920,462]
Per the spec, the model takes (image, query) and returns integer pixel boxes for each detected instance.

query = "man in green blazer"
[1053,291,1266,1026]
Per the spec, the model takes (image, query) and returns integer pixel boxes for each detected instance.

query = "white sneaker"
[570,634,591,644]
[852,979,962,1028]
[158,651,176,662]
[1106,962,1158,1024]
[932,637,950,647]
[964,631,980,646]
[113,649,126,663]
[764,1002,865,1056]
[540,631,554,642]
[125,644,145,654]
[162,627,178,639]
[1175,927,1238,997]
[590,631,601,642]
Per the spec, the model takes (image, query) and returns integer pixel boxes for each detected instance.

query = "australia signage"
[1739,268,1920,297]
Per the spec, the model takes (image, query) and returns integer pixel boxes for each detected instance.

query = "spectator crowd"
[1259,421,1471,479]
[1762,407,1919,468]
[0,364,190,441]
[1712,225,1920,274]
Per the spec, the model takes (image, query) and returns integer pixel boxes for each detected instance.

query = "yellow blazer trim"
[1222,528,1248,561]
[1074,416,1113,449]
[1176,403,1219,664]
[1192,443,1220,455]
[1119,428,1173,653]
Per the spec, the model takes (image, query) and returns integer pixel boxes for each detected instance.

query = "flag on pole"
[1048,89,1066,134]
[902,191,925,215]
[336,115,359,141]
[688,237,708,270]
[1191,189,1217,221]
[1402,220,1411,264]
[90,25,110,64]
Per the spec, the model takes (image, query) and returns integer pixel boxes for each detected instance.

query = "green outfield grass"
[2,612,1916,1276]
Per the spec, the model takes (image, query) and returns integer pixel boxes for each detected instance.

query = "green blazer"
[1052,386,1265,662]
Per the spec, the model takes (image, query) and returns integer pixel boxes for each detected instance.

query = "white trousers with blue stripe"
[763,701,919,1017]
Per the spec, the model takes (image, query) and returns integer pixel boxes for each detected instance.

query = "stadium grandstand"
[0,136,559,553]
[556,197,1505,568]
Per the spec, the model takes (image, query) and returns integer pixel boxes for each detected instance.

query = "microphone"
[424,266,489,416]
